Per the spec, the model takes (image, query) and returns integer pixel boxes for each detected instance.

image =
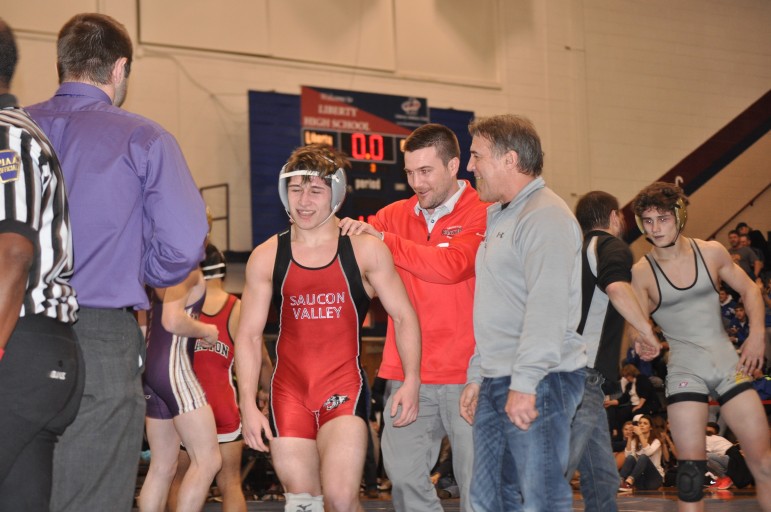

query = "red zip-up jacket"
[371,180,487,384]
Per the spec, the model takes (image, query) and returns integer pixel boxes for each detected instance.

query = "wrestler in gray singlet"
[646,239,753,404]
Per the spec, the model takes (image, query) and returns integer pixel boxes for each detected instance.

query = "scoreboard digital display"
[302,129,402,164]
[301,86,429,220]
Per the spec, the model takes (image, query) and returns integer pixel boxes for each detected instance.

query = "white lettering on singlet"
[194,340,230,358]
[289,292,346,320]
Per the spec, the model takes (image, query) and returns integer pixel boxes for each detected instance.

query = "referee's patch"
[0,149,20,183]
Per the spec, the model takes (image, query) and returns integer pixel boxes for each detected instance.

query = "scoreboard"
[248,88,474,247]
[300,86,429,220]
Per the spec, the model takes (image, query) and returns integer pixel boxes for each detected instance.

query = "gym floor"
[185,488,763,511]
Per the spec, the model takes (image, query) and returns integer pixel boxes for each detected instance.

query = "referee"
[0,19,84,512]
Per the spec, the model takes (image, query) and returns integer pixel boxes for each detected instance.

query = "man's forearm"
[0,234,34,352]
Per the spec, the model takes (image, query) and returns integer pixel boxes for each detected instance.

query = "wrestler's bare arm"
[352,235,422,427]
[699,240,765,375]
[234,237,277,451]
[158,270,218,346]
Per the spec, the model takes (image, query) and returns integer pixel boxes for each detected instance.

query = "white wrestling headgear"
[201,262,226,281]
[278,160,347,223]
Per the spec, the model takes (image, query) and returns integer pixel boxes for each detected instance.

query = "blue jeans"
[566,369,618,512]
[470,370,585,512]
[619,454,663,490]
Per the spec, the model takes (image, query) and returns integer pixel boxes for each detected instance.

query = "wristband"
[0,347,4,360]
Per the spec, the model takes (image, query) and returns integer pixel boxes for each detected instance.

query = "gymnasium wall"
[4,0,770,252]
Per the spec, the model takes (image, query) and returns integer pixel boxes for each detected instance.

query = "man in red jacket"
[341,123,487,512]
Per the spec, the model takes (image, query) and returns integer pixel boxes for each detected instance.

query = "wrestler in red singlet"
[269,230,370,439]
[194,294,241,440]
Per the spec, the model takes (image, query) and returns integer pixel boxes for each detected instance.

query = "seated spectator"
[706,422,735,490]
[430,437,460,499]
[618,415,665,492]
[613,421,635,470]
[719,288,738,329]
[623,347,662,389]
[652,415,677,472]
[606,364,662,435]
[727,304,750,349]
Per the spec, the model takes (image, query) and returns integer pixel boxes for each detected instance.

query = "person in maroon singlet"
[138,267,221,512]
[168,244,273,512]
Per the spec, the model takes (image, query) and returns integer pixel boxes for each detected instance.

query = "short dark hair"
[57,13,132,84]
[575,191,619,234]
[403,123,460,166]
[468,114,543,176]
[728,230,738,236]
[735,222,749,231]
[0,19,18,89]
[632,182,689,217]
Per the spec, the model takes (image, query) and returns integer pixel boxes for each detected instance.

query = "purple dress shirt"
[28,82,208,310]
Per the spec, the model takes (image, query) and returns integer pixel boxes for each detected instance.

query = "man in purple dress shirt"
[28,13,208,512]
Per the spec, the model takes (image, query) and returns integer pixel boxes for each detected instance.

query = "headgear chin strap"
[635,198,688,247]
[278,166,347,226]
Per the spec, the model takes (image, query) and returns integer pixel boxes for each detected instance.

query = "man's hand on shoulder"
[339,217,383,240]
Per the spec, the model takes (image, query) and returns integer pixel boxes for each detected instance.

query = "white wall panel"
[394,0,499,86]
[139,0,269,55]
[268,0,395,71]
[2,1,97,34]
[5,0,769,253]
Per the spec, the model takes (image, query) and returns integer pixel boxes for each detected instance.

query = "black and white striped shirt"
[0,105,77,323]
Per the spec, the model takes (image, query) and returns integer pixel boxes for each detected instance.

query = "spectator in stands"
[618,414,665,491]
[736,222,770,279]
[613,421,636,469]
[728,304,750,349]
[430,437,460,499]
[624,346,664,389]
[751,367,771,419]
[653,415,678,472]
[719,288,738,329]
[728,229,762,285]
[740,233,765,279]
[706,421,735,490]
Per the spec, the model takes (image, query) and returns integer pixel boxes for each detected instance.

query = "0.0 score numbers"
[340,131,401,163]
[302,129,405,164]
[349,132,383,161]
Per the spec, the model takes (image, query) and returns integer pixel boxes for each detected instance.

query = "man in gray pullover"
[460,114,586,512]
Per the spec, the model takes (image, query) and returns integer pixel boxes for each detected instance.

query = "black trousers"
[0,315,84,512]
